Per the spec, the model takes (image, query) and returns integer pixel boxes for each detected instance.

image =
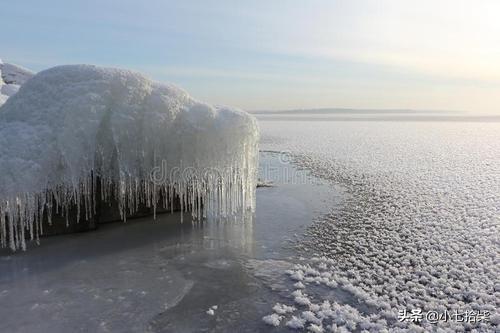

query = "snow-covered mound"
[0,59,34,106]
[0,64,259,250]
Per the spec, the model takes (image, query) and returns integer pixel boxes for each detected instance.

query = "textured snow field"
[259,118,499,332]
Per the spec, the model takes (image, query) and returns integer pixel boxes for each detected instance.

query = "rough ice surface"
[0,153,332,332]
[0,64,259,251]
[0,58,34,106]
[259,118,499,332]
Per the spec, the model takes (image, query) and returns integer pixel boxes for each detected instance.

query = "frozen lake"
[1,114,499,332]
[258,115,500,332]
[0,153,338,332]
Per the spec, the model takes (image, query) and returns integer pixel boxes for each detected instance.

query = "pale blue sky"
[2,0,499,112]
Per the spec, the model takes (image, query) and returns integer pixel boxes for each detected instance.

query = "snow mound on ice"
[0,59,34,106]
[0,64,259,250]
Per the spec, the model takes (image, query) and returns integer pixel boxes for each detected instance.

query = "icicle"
[0,64,259,251]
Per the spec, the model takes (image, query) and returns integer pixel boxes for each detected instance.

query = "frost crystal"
[272,302,296,314]
[0,65,259,250]
[286,315,306,329]
[262,313,282,326]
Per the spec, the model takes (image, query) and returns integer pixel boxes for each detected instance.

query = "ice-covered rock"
[0,59,34,106]
[0,64,259,251]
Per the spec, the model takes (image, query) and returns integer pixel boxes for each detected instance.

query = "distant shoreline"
[254,114,500,122]
[249,107,462,115]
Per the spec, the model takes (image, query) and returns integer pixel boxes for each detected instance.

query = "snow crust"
[0,59,34,106]
[0,64,259,250]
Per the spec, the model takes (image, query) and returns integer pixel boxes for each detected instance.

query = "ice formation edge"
[0,64,259,251]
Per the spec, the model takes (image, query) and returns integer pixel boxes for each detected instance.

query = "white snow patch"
[290,270,305,281]
[286,315,306,329]
[262,313,282,326]
[206,304,218,315]
[292,289,312,306]
[272,302,296,314]
[307,323,324,333]
[302,310,322,325]
[294,296,312,306]
[293,281,305,289]
[308,303,321,312]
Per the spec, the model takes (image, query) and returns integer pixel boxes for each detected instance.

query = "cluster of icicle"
[0,65,259,251]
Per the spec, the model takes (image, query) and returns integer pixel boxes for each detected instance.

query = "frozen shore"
[0,64,259,251]
[0,152,338,332]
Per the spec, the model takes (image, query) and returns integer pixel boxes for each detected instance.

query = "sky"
[1,0,499,113]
